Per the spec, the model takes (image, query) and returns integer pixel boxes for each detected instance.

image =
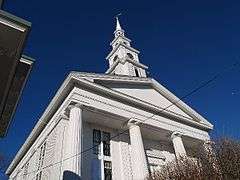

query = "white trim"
[106,43,140,60]
[151,79,213,128]
[20,57,34,65]
[0,17,26,32]
[105,57,148,74]
[71,73,212,128]
[110,35,131,46]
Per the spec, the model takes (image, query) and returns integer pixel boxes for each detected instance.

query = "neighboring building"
[0,2,34,137]
[6,18,213,180]
[0,1,3,8]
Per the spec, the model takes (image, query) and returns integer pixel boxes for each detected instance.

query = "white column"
[63,103,83,179]
[171,132,186,158]
[128,122,149,180]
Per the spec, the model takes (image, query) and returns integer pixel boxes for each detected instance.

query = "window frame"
[93,129,101,155]
[104,161,112,180]
[92,129,112,180]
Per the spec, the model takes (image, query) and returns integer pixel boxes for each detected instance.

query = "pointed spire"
[116,16,122,31]
[114,13,124,37]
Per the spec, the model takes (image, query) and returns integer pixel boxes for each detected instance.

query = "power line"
[12,61,239,178]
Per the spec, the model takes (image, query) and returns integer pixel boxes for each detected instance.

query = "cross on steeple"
[105,16,148,77]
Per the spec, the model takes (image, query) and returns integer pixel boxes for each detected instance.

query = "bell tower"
[106,17,148,77]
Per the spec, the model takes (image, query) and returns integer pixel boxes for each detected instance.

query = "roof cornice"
[110,35,131,46]
[106,43,140,60]
[105,57,148,74]
[0,10,31,30]
[72,74,213,129]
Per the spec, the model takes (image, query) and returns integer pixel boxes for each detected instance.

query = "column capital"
[68,102,84,109]
[171,131,184,140]
[65,102,84,117]
[127,118,141,128]
[171,131,187,157]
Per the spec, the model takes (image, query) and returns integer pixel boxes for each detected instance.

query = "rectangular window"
[93,129,101,155]
[103,132,111,156]
[104,161,112,180]
[92,130,112,180]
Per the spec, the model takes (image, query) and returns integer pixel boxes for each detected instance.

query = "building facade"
[6,18,213,180]
[0,2,34,137]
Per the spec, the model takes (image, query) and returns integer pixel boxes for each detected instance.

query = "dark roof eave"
[0,56,34,137]
[0,10,31,28]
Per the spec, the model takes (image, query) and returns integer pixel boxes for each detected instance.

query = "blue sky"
[1,0,240,178]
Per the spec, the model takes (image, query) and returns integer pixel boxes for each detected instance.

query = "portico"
[59,99,207,180]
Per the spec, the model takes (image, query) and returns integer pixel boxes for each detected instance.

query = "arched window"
[127,53,134,60]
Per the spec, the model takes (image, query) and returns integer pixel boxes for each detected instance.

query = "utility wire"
[12,61,240,178]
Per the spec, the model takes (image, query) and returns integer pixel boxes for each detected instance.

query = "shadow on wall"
[63,171,81,180]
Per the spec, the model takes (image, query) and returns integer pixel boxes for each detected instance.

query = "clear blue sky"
[1,0,240,178]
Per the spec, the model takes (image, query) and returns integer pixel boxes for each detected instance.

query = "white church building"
[6,18,213,180]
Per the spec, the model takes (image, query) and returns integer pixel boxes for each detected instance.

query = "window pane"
[104,161,112,180]
[103,132,110,156]
[93,129,101,143]
[102,132,110,142]
[93,129,101,155]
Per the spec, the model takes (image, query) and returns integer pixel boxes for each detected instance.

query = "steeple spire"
[114,14,125,37]
[116,17,122,31]
[106,16,148,77]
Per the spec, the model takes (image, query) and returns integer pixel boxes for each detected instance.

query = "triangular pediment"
[97,81,193,120]
[71,72,213,129]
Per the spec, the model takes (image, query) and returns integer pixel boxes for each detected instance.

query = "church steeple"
[106,16,148,77]
[114,17,124,37]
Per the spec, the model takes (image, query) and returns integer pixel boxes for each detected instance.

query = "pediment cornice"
[71,72,213,129]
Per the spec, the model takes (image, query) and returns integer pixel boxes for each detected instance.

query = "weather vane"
[115,13,122,20]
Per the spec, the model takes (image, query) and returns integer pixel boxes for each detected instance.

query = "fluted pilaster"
[63,103,83,179]
[128,121,149,180]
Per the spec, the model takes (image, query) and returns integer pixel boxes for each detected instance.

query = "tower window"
[135,68,139,77]
[113,55,118,63]
[127,53,134,60]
